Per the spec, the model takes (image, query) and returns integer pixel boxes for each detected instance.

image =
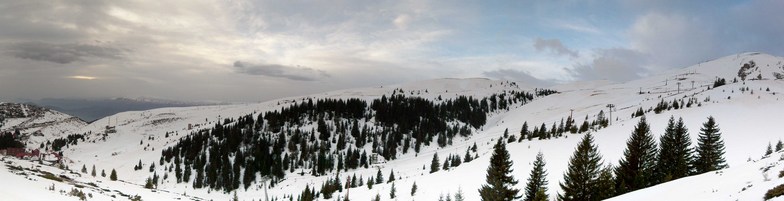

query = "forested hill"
[157,88,556,192]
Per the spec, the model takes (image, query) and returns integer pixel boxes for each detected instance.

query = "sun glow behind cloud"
[67,75,98,80]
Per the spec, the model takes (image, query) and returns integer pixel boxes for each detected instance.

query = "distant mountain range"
[30,97,223,122]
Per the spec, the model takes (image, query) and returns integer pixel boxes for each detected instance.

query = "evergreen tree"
[110,169,118,181]
[524,152,548,201]
[532,189,547,201]
[367,176,374,189]
[376,169,384,184]
[776,140,783,152]
[388,169,395,183]
[81,165,87,174]
[300,185,315,201]
[478,139,521,201]
[464,149,473,163]
[455,187,465,201]
[431,153,441,173]
[695,117,728,173]
[594,165,616,200]
[373,193,381,201]
[91,165,96,177]
[559,133,603,201]
[657,117,694,182]
[411,182,417,196]
[101,169,106,177]
[519,122,529,143]
[390,182,396,199]
[615,116,658,194]
[766,143,773,156]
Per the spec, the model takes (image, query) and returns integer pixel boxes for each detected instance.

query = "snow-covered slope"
[3,52,784,201]
[0,103,87,148]
[607,151,784,201]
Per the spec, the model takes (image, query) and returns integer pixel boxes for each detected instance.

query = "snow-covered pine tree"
[695,117,728,173]
[524,152,548,201]
[478,139,520,201]
[559,133,603,201]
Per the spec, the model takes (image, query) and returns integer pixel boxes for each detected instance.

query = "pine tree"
[478,139,521,201]
[367,176,374,189]
[388,169,395,183]
[776,140,783,152]
[81,165,87,174]
[594,165,616,200]
[657,117,694,182]
[559,133,603,201]
[373,193,381,201]
[615,116,658,194]
[411,182,417,196]
[91,165,96,177]
[376,169,384,184]
[455,187,465,201]
[390,182,396,199]
[524,152,548,201]
[765,143,773,156]
[519,122,529,143]
[694,117,728,173]
[431,153,441,173]
[101,169,106,177]
[110,169,118,181]
[464,149,473,163]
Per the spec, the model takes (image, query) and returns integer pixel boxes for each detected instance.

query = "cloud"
[5,42,127,64]
[570,48,648,82]
[482,69,556,87]
[393,14,412,29]
[533,38,579,58]
[232,61,329,81]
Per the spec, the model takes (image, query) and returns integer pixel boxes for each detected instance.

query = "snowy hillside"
[0,102,87,149]
[2,52,784,201]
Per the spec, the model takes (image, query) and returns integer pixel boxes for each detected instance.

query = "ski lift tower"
[606,104,615,126]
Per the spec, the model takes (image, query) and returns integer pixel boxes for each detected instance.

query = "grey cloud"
[6,42,127,64]
[570,48,648,82]
[233,61,328,81]
[483,69,556,87]
[534,38,578,58]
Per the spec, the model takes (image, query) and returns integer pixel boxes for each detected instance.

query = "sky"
[1,0,783,102]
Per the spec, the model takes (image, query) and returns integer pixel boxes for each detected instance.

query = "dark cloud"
[233,61,329,81]
[570,48,648,82]
[5,42,127,64]
[483,69,556,87]
[533,38,578,58]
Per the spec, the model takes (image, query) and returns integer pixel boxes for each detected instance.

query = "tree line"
[480,115,728,201]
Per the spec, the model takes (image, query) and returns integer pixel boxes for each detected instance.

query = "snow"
[2,52,784,200]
